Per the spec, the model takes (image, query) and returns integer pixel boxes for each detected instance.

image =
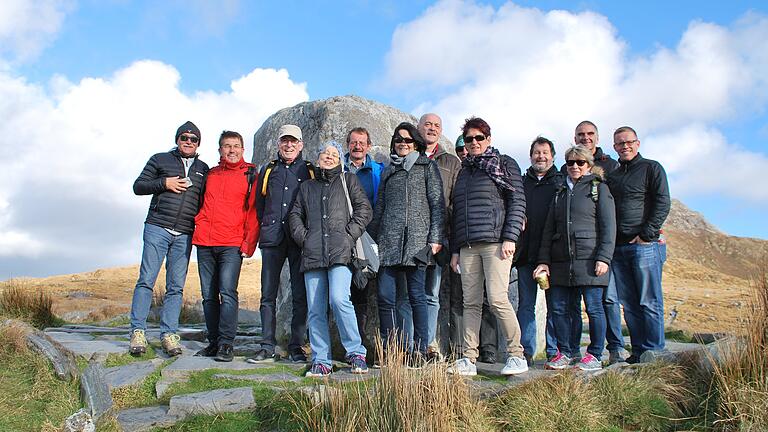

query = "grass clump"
[0,280,64,328]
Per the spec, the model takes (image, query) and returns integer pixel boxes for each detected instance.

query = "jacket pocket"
[574,231,597,260]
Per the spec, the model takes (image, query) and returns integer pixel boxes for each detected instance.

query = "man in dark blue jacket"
[128,121,209,357]
[248,125,313,363]
[608,126,670,363]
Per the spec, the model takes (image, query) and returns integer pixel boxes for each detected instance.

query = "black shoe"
[195,342,218,357]
[214,344,234,362]
[625,354,640,364]
[288,350,308,363]
[478,351,497,364]
[524,353,534,367]
[246,348,275,363]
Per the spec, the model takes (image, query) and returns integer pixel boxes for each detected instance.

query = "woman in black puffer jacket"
[288,143,372,377]
[535,145,616,372]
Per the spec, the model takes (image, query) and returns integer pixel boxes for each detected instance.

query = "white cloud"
[384,0,768,204]
[0,60,308,276]
[0,0,74,61]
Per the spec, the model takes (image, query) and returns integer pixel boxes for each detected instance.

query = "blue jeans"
[613,242,665,355]
[517,264,541,357]
[549,286,606,359]
[604,271,626,352]
[130,223,192,336]
[305,265,365,368]
[259,239,307,353]
[379,266,428,354]
[396,264,441,349]
[197,246,242,345]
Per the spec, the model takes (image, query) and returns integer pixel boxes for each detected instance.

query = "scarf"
[390,151,420,172]
[463,146,517,192]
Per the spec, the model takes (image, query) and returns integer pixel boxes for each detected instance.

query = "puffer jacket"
[537,172,616,287]
[288,165,372,272]
[192,157,260,256]
[515,165,564,266]
[451,154,525,252]
[133,149,209,234]
[368,153,445,267]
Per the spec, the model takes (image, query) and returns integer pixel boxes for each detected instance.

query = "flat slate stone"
[156,376,187,398]
[104,359,164,389]
[167,387,255,417]
[213,372,303,383]
[26,333,78,380]
[45,331,95,342]
[327,369,380,383]
[160,356,276,378]
[116,406,178,432]
[57,340,130,359]
[80,363,113,422]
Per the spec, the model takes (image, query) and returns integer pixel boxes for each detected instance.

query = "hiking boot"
[288,349,308,363]
[575,353,602,371]
[347,354,369,374]
[129,329,147,356]
[478,350,497,364]
[305,362,332,378]
[447,358,477,376]
[195,342,218,357]
[161,333,182,356]
[544,351,571,370]
[608,349,626,365]
[501,356,529,375]
[214,344,234,362]
[245,348,275,363]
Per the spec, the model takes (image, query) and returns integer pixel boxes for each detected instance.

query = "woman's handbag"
[339,173,380,290]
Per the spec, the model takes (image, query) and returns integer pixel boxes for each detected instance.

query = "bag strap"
[339,172,354,217]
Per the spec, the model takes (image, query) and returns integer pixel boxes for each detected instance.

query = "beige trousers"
[460,242,524,360]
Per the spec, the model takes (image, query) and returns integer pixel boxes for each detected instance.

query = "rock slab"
[80,363,113,422]
[116,406,177,432]
[167,387,256,417]
[104,359,164,389]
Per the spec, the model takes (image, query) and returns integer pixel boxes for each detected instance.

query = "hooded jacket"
[133,148,209,234]
[288,165,372,272]
[192,157,260,256]
[515,165,565,267]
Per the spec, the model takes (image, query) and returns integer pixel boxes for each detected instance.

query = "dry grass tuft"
[86,304,128,322]
[0,280,63,329]
[0,321,32,355]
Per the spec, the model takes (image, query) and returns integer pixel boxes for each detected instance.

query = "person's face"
[613,131,640,162]
[464,127,491,156]
[317,145,340,169]
[278,135,304,162]
[530,143,554,174]
[177,133,200,157]
[566,156,591,180]
[575,123,599,154]
[393,129,416,157]
[455,146,468,161]
[219,137,244,163]
[347,132,370,162]
[418,114,442,147]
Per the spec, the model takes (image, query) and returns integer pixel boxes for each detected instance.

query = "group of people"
[125,113,670,378]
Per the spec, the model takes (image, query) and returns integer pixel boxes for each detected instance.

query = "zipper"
[172,156,191,230]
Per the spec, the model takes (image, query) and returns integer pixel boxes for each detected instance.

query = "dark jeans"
[549,286,606,359]
[378,266,428,354]
[604,272,626,352]
[197,246,242,345]
[479,292,498,355]
[259,239,307,353]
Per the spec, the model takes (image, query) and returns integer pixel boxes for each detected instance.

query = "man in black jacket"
[607,126,670,363]
[247,124,313,363]
[128,121,210,357]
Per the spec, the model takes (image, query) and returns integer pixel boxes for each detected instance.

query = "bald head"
[418,113,442,150]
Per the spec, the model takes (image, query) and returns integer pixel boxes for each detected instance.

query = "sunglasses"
[179,135,199,143]
[393,136,415,144]
[566,160,588,167]
[463,134,487,144]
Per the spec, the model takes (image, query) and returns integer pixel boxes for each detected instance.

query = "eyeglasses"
[348,140,368,147]
[614,139,638,147]
[463,134,487,144]
[179,135,199,143]
[221,143,243,150]
[279,138,300,146]
[393,136,415,144]
[566,160,588,167]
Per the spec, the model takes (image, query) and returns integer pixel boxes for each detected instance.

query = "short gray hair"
[564,145,594,166]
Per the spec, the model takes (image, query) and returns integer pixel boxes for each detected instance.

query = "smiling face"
[464,127,491,157]
[574,123,598,154]
[566,157,591,181]
[613,130,640,162]
[530,143,554,174]
[317,145,340,169]
[418,113,442,149]
[347,131,370,165]
[393,129,416,157]
[278,135,304,163]
[177,133,200,157]
[219,137,244,163]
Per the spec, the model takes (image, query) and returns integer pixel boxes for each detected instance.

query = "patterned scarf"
[463,146,517,192]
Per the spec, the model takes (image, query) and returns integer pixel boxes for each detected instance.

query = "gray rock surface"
[63,409,95,432]
[26,333,79,380]
[80,363,113,422]
[167,387,256,417]
[213,372,303,384]
[104,359,164,389]
[116,406,177,432]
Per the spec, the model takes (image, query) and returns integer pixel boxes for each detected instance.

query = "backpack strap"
[260,160,277,197]
[243,166,258,210]
[590,178,600,202]
[305,161,316,180]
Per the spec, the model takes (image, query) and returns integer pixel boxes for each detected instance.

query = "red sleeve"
[241,173,260,256]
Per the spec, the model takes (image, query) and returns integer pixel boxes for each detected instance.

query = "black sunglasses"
[179,135,199,143]
[463,134,486,144]
[393,136,415,144]
[566,159,588,167]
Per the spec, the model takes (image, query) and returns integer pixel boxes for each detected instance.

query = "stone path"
[29,322,712,431]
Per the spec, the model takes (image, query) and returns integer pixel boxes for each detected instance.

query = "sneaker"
[447,358,477,376]
[478,351,497,364]
[608,350,626,365]
[288,350,308,363]
[129,329,147,356]
[569,353,583,365]
[501,356,529,375]
[305,362,332,378]
[195,342,218,357]
[161,333,182,356]
[347,354,369,374]
[544,351,571,370]
[575,353,602,371]
[214,344,234,362]
[245,348,275,363]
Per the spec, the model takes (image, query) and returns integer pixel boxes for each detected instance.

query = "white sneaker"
[501,356,529,375]
[447,357,477,376]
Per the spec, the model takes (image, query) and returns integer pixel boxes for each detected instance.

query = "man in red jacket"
[193,130,260,362]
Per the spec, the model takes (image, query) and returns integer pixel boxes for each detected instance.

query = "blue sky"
[1,0,767,277]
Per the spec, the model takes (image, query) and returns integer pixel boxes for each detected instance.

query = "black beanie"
[175,121,201,144]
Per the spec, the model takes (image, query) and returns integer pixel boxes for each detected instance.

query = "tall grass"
[0,280,63,329]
